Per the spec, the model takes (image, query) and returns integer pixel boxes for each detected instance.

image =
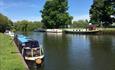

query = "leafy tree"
[0,13,13,32]
[14,20,28,31]
[14,20,42,31]
[89,0,103,24]
[72,20,89,28]
[41,0,73,28]
[89,0,114,27]
[33,21,43,28]
[110,0,115,22]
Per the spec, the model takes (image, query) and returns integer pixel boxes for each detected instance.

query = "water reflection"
[112,36,115,50]
[88,35,115,70]
[43,33,70,70]
[67,34,93,70]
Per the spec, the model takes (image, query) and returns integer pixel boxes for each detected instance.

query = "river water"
[23,32,115,70]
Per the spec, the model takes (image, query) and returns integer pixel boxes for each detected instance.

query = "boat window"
[25,40,39,48]
[33,49,40,57]
[24,49,32,57]
[41,48,44,55]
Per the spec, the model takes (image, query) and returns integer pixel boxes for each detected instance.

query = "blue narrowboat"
[14,35,44,65]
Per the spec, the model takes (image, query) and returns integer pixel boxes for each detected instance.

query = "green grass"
[97,28,115,34]
[0,33,26,70]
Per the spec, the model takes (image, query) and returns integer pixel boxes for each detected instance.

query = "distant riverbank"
[97,28,115,34]
[0,33,27,70]
[35,28,115,34]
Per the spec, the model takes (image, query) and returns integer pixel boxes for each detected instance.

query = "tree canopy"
[0,13,13,32]
[72,20,89,28]
[14,20,43,32]
[111,0,115,22]
[89,0,115,27]
[41,0,73,29]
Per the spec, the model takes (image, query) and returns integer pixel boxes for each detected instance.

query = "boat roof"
[17,35,29,43]
[16,35,40,48]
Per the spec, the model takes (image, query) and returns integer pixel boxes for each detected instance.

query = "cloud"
[73,15,90,21]
[25,16,42,21]
[0,1,38,9]
[13,15,90,22]
[13,16,42,22]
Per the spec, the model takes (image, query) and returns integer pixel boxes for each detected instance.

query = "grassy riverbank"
[0,33,26,70]
[98,28,115,34]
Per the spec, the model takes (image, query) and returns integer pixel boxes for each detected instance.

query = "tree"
[14,20,42,31]
[89,0,103,25]
[72,20,89,28]
[101,0,113,27]
[0,13,13,32]
[110,0,115,22]
[89,0,114,27]
[41,0,73,28]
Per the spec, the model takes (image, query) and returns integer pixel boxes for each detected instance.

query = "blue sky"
[0,0,93,21]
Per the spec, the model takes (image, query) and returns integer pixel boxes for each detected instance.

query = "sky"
[0,0,93,22]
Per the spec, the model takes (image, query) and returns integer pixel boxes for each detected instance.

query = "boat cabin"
[24,40,39,48]
[14,35,44,63]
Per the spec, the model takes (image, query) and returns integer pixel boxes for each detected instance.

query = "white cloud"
[13,16,42,22]
[0,1,38,9]
[13,15,90,22]
[25,16,42,21]
[73,15,90,21]
[0,1,17,8]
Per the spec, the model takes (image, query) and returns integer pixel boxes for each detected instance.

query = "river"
[22,32,115,70]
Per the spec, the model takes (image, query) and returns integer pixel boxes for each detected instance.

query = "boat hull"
[64,30,99,34]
